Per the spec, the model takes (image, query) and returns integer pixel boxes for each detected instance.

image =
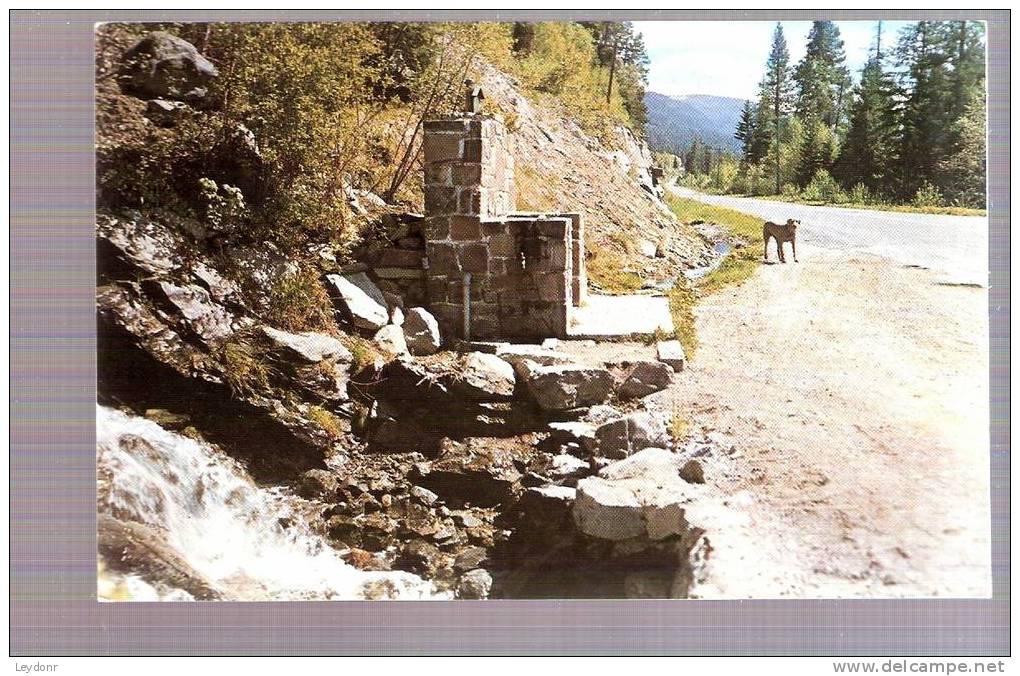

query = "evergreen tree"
[938,92,986,207]
[833,23,899,191]
[894,21,955,196]
[793,21,851,130]
[758,22,797,193]
[734,100,757,162]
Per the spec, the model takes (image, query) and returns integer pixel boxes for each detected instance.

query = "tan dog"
[763,218,800,263]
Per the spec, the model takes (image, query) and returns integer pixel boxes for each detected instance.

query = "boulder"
[155,281,234,342]
[118,31,218,103]
[260,326,352,364]
[453,546,490,573]
[656,340,686,373]
[521,364,614,411]
[680,459,705,484]
[608,359,674,399]
[595,411,670,459]
[457,569,493,599]
[373,324,408,355]
[403,307,442,355]
[453,352,516,400]
[325,273,389,330]
[573,448,703,541]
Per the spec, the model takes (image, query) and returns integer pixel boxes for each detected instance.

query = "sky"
[636,20,914,101]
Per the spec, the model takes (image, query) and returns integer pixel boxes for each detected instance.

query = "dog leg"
[792,237,798,263]
[779,241,786,263]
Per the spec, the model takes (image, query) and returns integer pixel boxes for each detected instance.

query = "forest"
[680,20,987,210]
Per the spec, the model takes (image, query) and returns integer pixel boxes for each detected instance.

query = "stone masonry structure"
[422,113,586,341]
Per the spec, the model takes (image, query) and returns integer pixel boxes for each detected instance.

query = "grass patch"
[746,193,986,217]
[663,193,766,357]
[266,265,338,334]
[668,413,690,443]
[220,338,271,397]
[308,405,345,441]
[337,332,382,372]
[586,245,644,294]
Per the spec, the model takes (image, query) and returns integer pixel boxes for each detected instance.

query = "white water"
[97,405,443,601]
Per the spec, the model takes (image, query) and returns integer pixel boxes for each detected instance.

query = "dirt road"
[651,243,990,598]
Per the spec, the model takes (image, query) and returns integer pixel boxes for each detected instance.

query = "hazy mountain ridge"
[644,91,746,154]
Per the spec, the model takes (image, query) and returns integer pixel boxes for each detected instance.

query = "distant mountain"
[644,92,747,155]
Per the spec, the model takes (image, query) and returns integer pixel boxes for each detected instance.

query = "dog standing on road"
[763,218,800,263]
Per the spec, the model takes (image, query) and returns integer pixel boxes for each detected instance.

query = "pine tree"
[758,22,797,193]
[834,23,899,191]
[794,21,851,130]
[894,21,955,196]
[938,92,986,207]
[734,100,757,162]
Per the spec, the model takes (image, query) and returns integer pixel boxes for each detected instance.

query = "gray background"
[9,9,1010,656]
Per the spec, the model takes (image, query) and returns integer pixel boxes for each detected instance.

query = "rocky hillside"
[476,63,710,288]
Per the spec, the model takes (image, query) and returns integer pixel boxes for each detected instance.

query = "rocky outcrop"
[118,31,218,104]
[260,326,351,364]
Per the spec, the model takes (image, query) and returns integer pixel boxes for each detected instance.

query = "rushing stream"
[97,405,443,601]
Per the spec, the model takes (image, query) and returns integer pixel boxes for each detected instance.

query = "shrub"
[265,265,338,333]
[913,181,945,208]
[849,182,873,204]
[220,339,270,397]
[308,406,345,441]
[802,169,845,203]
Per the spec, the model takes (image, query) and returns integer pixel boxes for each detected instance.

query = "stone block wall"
[422,115,584,342]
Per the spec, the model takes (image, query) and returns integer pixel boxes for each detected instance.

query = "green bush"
[913,181,945,208]
[849,182,873,204]
[265,265,338,334]
[802,169,846,203]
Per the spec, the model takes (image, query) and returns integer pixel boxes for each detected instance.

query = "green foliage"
[197,178,247,233]
[912,181,945,208]
[220,339,271,397]
[265,265,338,334]
[802,169,846,203]
[849,182,873,204]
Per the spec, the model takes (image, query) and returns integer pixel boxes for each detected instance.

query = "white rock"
[656,340,686,373]
[609,359,674,399]
[325,273,388,330]
[521,363,614,411]
[260,326,352,364]
[373,324,408,355]
[454,352,516,399]
[573,448,703,541]
[548,453,590,481]
[403,307,442,355]
[495,344,574,377]
[390,306,405,327]
[457,569,493,599]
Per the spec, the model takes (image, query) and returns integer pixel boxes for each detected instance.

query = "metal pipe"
[462,272,472,341]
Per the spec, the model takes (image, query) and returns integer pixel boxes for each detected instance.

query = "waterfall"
[97,405,443,601]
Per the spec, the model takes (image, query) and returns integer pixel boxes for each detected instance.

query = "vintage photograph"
[95,19,990,601]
